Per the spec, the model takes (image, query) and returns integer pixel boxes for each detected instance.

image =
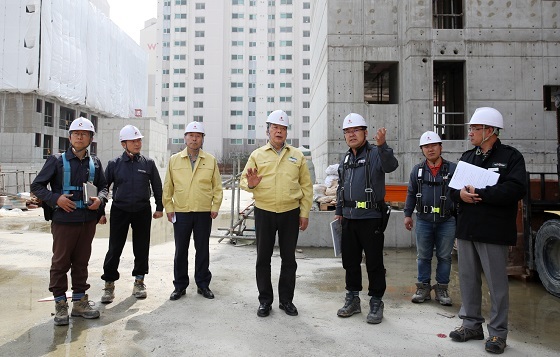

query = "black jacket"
[449,139,527,246]
[31,148,108,224]
[105,152,163,212]
[404,159,456,222]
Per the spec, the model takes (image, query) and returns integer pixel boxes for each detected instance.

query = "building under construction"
[309,0,560,183]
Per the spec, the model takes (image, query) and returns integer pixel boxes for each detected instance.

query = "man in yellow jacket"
[163,121,223,301]
[240,110,313,317]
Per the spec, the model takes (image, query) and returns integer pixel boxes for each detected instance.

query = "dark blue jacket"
[335,141,399,219]
[404,159,456,222]
[105,152,163,212]
[31,148,108,224]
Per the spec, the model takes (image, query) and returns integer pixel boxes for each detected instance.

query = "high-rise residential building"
[155,0,312,161]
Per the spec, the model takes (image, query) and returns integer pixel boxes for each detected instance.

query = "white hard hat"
[266,110,289,127]
[185,121,205,135]
[69,117,95,134]
[469,107,503,129]
[419,131,442,147]
[119,125,144,141]
[342,113,367,129]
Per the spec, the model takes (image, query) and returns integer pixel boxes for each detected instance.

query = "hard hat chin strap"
[71,145,88,157]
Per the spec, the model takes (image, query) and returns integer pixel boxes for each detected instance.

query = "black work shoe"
[366,298,384,324]
[279,301,298,316]
[169,289,186,301]
[449,325,484,342]
[257,302,272,317]
[485,336,507,354]
[337,293,361,317]
[197,287,215,299]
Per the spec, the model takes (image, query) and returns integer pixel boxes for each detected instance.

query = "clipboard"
[330,219,342,257]
[83,182,97,206]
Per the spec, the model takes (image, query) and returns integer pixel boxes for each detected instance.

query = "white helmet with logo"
[69,117,95,135]
[469,107,503,129]
[342,113,367,129]
[119,125,144,141]
[185,121,205,135]
[266,110,289,127]
[419,131,442,147]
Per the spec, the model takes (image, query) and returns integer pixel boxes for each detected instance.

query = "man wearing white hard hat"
[334,113,398,324]
[100,125,164,304]
[240,110,313,318]
[163,121,223,301]
[447,107,527,354]
[31,117,108,326]
[403,131,457,306]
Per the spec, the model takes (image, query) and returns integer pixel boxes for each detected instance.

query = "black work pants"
[341,217,386,298]
[101,205,152,282]
[254,207,300,305]
[172,212,213,290]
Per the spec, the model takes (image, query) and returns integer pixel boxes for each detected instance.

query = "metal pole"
[230,157,236,229]
[236,156,241,217]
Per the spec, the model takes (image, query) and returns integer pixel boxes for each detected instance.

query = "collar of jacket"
[121,152,140,162]
[265,141,287,152]
[66,147,90,160]
[347,141,371,157]
[179,147,206,160]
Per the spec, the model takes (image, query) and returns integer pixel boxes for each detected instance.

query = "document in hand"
[448,161,500,190]
[83,182,97,206]
[330,219,342,257]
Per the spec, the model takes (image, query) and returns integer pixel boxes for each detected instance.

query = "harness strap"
[415,167,423,212]
[339,146,378,210]
[61,153,95,208]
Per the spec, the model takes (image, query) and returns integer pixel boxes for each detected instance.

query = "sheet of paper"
[448,160,500,190]
[330,219,342,257]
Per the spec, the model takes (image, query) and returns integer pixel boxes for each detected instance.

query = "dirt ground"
[0,196,559,357]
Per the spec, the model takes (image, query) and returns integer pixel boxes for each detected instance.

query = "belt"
[343,200,382,210]
[421,206,452,215]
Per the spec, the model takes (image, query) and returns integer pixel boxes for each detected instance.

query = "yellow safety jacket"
[240,143,313,218]
[163,148,223,213]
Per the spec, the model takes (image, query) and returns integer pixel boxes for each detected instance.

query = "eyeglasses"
[71,132,91,138]
[269,125,287,132]
[343,128,365,135]
[468,126,485,132]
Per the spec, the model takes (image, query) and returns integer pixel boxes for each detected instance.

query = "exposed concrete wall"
[311,0,560,185]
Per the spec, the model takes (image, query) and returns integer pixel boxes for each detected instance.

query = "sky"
[106,0,157,44]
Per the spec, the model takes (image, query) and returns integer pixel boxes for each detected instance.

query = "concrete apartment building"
[155,0,312,161]
[310,0,560,183]
[0,0,149,193]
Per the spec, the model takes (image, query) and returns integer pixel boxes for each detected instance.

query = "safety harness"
[61,153,95,209]
[415,162,450,218]
[340,147,383,211]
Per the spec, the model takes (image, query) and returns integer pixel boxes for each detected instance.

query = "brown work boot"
[54,300,69,326]
[411,282,431,303]
[133,279,147,299]
[71,294,100,319]
[433,283,452,306]
[101,281,115,304]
